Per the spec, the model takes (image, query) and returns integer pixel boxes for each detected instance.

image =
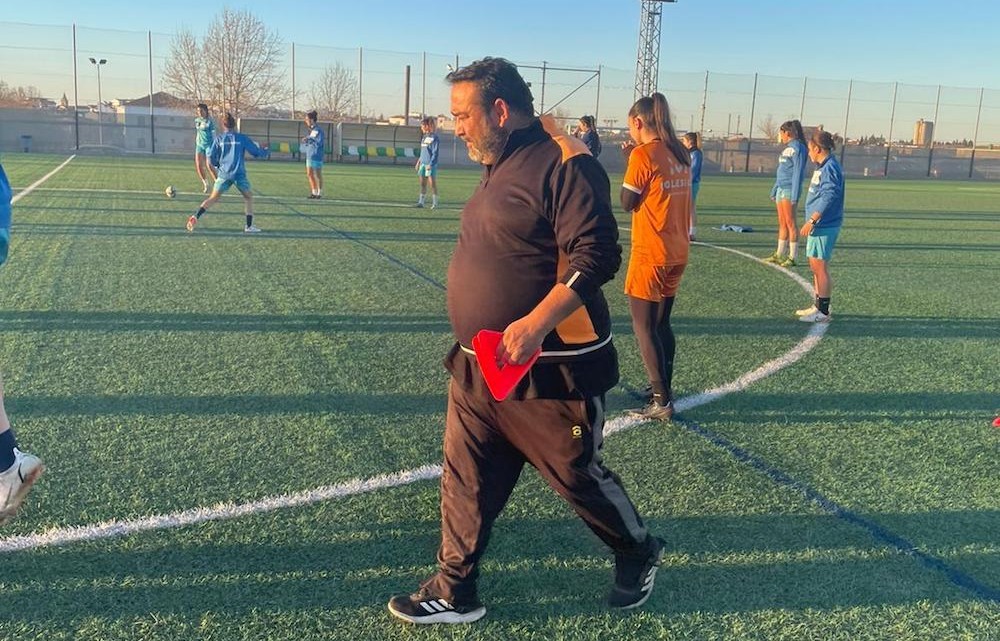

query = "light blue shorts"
[213,176,252,194]
[806,226,841,261]
[195,143,211,156]
[306,159,324,170]
[417,163,437,178]
[774,187,793,202]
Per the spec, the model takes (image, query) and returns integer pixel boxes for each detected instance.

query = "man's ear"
[493,98,512,127]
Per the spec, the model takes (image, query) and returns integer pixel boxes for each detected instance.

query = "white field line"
[0,239,825,553]
[9,155,76,205]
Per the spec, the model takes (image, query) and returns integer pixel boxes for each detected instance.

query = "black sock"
[817,297,831,315]
[195,207,206,219]
[246,215,253,228]
[0,429,18,471]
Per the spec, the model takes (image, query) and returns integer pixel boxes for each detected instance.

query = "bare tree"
[308,63,358,120]
[757,114,780,141]
[163,8,286,116]
[0,80,41,107]
[162,30,206,104]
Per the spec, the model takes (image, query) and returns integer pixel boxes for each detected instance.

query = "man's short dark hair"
[223,112,236,129]
[446,57,534,117]
[306,110,318,122]
[196,103,208,111]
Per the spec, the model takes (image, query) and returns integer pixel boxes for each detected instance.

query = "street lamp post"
[89,57,107,145]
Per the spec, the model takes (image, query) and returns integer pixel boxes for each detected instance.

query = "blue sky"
[3,1,999,141]
[3,0,998,89]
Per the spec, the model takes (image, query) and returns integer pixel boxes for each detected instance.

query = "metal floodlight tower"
[635,0,676,100]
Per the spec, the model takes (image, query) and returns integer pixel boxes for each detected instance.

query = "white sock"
[418,194,425,204]
[431,195,438,206]
[789,240,798,260]
[777,240,788,256]
[689,226,696,238]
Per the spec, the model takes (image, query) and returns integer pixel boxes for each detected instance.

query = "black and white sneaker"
[387,589,486,624]
[608,536,665,609]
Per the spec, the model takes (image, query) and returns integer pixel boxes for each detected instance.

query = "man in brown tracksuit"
[387,57,664,625]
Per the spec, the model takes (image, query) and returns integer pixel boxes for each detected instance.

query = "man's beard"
[466,121,510,165]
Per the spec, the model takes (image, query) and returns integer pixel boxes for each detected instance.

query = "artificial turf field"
[0,153,997,640]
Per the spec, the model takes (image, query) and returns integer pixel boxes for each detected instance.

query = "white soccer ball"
[165,185,177,198]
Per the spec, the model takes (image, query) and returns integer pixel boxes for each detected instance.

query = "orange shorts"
[624,261,686,301]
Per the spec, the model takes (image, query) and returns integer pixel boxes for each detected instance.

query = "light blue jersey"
[209,130,269,181]
[419,131,439,166]
[303,124,325,164]
[804,154,845,230]
[1,160,11,266]
[195,116,216,153]
[689,148,703,184]
[771,139,808,204]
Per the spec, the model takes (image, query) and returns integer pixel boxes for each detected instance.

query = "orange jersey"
[622,141,691,266]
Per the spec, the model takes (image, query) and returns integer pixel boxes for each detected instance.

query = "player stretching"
[187,113,270,234]
[194,103,218,193]
[0,157,45,526]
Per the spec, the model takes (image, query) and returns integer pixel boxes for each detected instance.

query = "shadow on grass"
[0,510,994,625]
[0,310,453,333]
[16,221,458,243]
[685,389,996,421]
[9,390,447,418]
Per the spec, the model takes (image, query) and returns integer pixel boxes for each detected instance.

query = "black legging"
[629,296,677,395]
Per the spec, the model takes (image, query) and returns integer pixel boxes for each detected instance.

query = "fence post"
[291,43,296,119]
[926,85,941,177]
[744,72,758,173]
[884,82,898,177]
[841,79,853,165]
[540,61,547,115]
[358,47,363,124]
[595,65,602,125]
[421,51,427,118]
[970,87,984,179]
[148,31,155,154]
[799,76,807,120]
[699,70,708,134]
[72,23,80,150]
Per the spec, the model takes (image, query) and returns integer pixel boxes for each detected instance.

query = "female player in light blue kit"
[414,117,440,208]
[682,132,702,240]
[797,129,845,323]
[186,113,270,233]
[302,110,325,199]
[194,103,218,193]
[0,157,45,526]
[765,119,808,267]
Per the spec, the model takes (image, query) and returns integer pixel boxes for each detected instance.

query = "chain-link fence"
[3,21,1000,178]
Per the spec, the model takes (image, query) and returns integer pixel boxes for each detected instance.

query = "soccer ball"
[165,185,177,198]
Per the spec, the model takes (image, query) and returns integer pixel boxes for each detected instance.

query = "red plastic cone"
[472,329,541,402]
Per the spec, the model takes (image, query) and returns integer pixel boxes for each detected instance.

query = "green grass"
[0,153,997,640]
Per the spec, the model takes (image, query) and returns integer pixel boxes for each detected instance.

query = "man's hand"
[497,316,546,366]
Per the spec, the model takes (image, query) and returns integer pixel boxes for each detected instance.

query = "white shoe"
[799,310,831,323]
[795,305,817,317]
[244,225,261,233]
[0,448,44,526]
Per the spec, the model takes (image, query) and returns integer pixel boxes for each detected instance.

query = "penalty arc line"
[0,240,823,553]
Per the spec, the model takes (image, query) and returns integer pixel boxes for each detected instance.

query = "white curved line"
[0,241,824,553]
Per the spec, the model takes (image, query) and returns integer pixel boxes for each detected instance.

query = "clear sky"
[3,1,999,142]
[2,0,998,89]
